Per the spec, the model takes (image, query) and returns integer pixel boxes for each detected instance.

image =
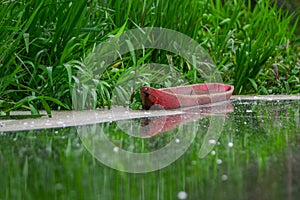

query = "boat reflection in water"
[116,101,233,158]
[139,101,234,138]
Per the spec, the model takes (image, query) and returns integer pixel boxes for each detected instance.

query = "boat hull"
[140,83,234,110]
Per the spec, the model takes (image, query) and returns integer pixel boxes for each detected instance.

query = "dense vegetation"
[0,0,299,114]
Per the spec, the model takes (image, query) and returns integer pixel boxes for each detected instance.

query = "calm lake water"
[0,100,299,200]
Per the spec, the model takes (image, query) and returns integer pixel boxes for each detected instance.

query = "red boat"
[140,83,234,110]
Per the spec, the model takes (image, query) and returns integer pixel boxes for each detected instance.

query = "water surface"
[0,100,299,200]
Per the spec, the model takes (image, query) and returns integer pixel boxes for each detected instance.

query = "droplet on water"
[177,191,188,200]
[113,146,119,153]
[221,174,228,181]
[209,139,216,144]
[175,138,180,143]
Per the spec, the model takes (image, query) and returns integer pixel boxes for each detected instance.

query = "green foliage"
[195,0,299,94]
[0,0,299,114]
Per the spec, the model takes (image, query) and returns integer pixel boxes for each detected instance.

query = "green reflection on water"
[0,100,299,200]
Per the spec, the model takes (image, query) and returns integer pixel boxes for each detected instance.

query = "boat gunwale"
[142,83,234,98]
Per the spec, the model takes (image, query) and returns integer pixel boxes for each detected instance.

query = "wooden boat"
[140,83,234,110]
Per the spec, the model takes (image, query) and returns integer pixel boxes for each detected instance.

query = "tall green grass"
[0,0,299,113]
